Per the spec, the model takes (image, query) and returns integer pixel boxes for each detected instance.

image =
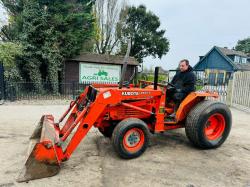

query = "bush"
[0,42,23,82]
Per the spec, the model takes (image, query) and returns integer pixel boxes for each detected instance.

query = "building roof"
[194,46,236,71]
[216,46,248,57]
[69,53,139,66]
[234,63,250,71]
[215,46,250,71]
[194,46,250,71]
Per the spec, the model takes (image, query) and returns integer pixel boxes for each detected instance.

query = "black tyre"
[98,125,115,138]
[112,118,150,159]
[185,100,232,149]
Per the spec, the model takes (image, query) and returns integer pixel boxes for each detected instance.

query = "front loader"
[17,44,232,182]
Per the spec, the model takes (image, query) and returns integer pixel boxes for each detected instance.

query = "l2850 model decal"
[122,91,151,96]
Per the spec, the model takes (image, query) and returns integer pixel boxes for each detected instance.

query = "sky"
[130,0,250,70]
[1,1,250,70]
[0,3,7,27]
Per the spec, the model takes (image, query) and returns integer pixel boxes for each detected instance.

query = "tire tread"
[185,100,231,148]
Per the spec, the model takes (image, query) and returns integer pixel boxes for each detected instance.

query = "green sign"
[79,63,121,83]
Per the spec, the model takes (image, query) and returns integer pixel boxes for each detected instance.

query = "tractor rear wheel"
[185,100,232,149]
[112,118,150,159]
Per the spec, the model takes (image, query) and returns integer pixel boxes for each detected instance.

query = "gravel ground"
[0,103,250,187]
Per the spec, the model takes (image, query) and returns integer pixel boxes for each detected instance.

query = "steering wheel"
[166,82,176,88]
[118,81,130,88]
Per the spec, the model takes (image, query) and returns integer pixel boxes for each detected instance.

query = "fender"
[176,91,219,122]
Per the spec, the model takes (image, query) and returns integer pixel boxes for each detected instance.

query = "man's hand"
[176,88,182,93]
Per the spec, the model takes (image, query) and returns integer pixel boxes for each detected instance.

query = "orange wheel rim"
[123,128,145,153]
[204,113,226,140]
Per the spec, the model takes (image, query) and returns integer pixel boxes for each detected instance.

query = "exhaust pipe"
[154,67,159,90]
[119,38,132,89]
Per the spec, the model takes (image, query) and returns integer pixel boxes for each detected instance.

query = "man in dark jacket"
[168,59,196,117]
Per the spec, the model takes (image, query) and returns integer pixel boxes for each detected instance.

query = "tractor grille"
[116,106,147,118]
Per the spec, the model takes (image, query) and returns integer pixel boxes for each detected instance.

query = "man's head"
[179,59,189,72]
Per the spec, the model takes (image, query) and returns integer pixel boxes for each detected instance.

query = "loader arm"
[63,100,107,160]
[17,85,163,182]
[17,86,112,182]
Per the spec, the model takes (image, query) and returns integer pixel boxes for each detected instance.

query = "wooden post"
[226,79,233,106]
[230,72,236,106]
[0,63,4,100]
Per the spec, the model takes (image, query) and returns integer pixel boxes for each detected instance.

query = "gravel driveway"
[0,103,249,187]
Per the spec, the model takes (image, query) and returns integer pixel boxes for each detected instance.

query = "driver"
[168,59,196,118]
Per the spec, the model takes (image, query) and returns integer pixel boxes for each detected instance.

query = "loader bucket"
[17,115,62,182]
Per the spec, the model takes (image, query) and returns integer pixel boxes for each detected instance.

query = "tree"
[235,37,250,56]
[94,0,127,54]
[119,5,169,63]
[1,0,95,92]
[0,42,23,81]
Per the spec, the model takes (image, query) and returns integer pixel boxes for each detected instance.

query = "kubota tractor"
[17,44,232,182]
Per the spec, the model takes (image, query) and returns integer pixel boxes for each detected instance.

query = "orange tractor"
[17,48,232,182]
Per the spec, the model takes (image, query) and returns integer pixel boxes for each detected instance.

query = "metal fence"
[4,81,114,101]
[3,70,231,102]
[201,84,228,103]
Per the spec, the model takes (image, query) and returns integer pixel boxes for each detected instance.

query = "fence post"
[227,73,236,107]
[0,63,4,101]
[226,79,233,106]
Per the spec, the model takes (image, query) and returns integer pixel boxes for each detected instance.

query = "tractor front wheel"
[112,118,150,159]
[185,100,232,149]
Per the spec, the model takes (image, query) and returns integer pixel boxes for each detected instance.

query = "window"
[217,73,224,85]
[241,57,247,63]
[208,73,216,86]
[234,56,240,63]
